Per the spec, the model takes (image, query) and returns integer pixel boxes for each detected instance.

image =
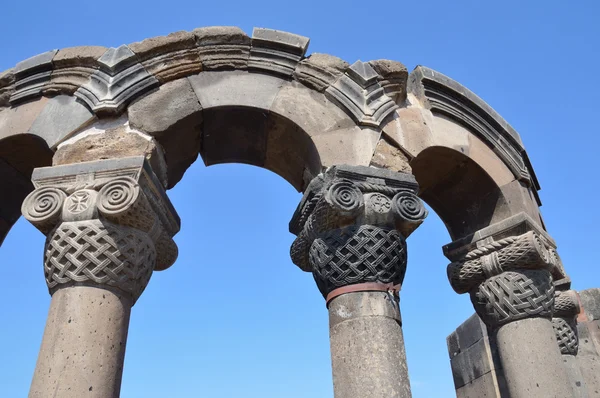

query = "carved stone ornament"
[21,156,180,303]
[446,229,557,327]
[552,288,580,355]
[289,165,427,298]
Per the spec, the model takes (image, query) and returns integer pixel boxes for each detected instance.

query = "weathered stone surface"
[47,47,107,94]
[249,28,309,77]
[193,26,250,70]
[11,50,58,103]
[54,118,168,187]
[326,60,398,128]
[28,95,95,148]
[128,78,203,187]
[129,31,196,59]
[187,70,283,110]
[311,125,380,168]
[270,80,355,137]
[329,292,411,398]
[0,68,15,107]
[293,53,348,92]
[129,31,202,83]
[580,289,600,321]
[451,338,496,388]
[370,135,412,173]
[129,78,202,135]
[201,107,268,168]
[496,318,573,398]
[577,321,600,396]
[264,112,321,191]
[14,50,57,76]
[29,287,132,398]
[53,46,107,68]
[75,45,158,114]
[369,59,408,103]
[0,96,49,140]
[455,372,502,398]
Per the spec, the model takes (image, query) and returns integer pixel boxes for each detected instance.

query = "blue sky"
[1,1,599,397]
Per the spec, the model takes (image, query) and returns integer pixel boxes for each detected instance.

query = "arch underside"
[0,26,551,272]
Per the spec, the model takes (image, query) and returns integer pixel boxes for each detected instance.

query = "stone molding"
[1,27,404,129]
[21,156,180,302]
[289,165,426,298]
[409,66,541,204]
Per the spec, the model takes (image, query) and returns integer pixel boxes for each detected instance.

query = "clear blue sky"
[1,1,599,397]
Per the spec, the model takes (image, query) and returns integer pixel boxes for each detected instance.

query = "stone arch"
[0,25,579,398]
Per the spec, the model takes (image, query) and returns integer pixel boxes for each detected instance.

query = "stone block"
[455,372,502,398]
[201,107,268,167]
[130,31,201,83]
[187,71,284,110]
[53,117,168,187]
[370,135,412,173]
[456,313,488,351]
[293,53,349,92]
[28,95,95,148]
[193,26,250,70]
[129,31,196,60]
[48,47,107,94]
[382,106,433,158]
[11,50,58,103]
[128,78,202,135]
[0,157,33,224]
[128,78,203,187]
[53,46,107,68]
[580,289,600,321]
[269,80,355,137]
[0,96,49,140]
[310,125,380,168]
[249,28,309,77]
[450,337,495,388]
[447,330,460,358]
[369,59,408,103]
[264,112,321,191]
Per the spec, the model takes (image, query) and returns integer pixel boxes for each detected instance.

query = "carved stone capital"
[289,165,426,298]
[22,156,180,302]
[445,216,562,328]
[552,288,580,355]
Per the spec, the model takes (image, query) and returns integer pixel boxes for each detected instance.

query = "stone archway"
[0,26,591,398]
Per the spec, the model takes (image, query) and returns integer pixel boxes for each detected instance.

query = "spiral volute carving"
[22,187,67,233]
[97,177,140,216]
[325,180,364,217]
[392,190,427,223]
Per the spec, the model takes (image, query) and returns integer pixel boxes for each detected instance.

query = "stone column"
[577,288,600,397]
[289,165,427,398]
[22,156,179,398]
[446,230,572,398]
[552,286,589,397]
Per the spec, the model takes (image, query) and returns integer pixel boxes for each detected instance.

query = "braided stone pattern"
[448,232,550,294]
[552,317,579,355]
[44,220,156,302]
[470,269,554,327]
[309,225,407,297]
[554,290,580,317]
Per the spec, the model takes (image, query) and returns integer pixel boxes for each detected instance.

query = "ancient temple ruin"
[0,26,598,397]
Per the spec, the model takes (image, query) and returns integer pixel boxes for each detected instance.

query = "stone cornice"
[409,66,541,205]
[0,27,405,129]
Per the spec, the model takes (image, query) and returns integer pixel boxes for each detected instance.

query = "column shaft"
[29,287,131,398]
[495,318,572,398]
[329,292,411,398]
